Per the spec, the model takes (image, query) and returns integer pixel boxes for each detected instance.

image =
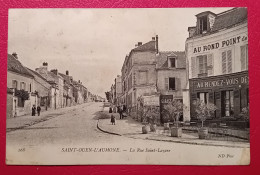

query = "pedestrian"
[32,105,36,116]
[37,105,41,116]
[119,107,123,119]
[111,114,116,125]
[109,107,112,113]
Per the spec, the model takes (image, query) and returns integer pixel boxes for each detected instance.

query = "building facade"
[186,8,248,120]
[156,51,188,121]
[121,36,158,113]
[7,53,35,117]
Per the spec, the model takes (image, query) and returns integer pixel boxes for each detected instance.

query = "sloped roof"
[212,8,247,32]
[7,54,34,78]
[156,51,186,69]
[132,41,156,52]
[35,67,58,83]
[27,68,47,81]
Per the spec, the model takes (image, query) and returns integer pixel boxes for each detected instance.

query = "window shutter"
[191,57,196,78]
[165,78,169,90]
[176,78,181,91]
[207,54,213,75]
[227,50,232,73]
[222,51,227,74]
[241,45,246,70]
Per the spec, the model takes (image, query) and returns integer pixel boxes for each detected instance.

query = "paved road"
[6,102,250,165]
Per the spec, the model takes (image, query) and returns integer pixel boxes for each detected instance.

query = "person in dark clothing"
[119,108,123,119]
[123,105,126,112]
[109,107,112,113]
[37,106,41,116]
[111,114,115,125]
[32,105,36,116]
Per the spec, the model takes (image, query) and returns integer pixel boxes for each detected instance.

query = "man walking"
[119,107,123,119]
[37,105,41,116]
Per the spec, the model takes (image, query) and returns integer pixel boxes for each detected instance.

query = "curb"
[96,119,249,148]
[96,119,122,136]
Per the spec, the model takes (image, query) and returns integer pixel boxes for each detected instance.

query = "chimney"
[66,70,69,76]
[12,52,18,59]
[152,37,155,41]
[78,80,80,83]
[50,69,58,75]
[42,62,48,70]
[137,42,142,46]
[155,35,159,54]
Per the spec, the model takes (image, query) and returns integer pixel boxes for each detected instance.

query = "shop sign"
[193,34,248,53]
[143,95,160,106]
[193,74,248,89]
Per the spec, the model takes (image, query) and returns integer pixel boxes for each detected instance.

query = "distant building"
[186,8,248,120]
[35,63,63,109]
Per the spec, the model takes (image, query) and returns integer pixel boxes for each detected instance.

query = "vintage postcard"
[6,8,250,165]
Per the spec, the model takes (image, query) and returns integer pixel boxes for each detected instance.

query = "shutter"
[165,78,169,90]
[241,45,246,71]
[222,51,227,74]
[227,50,232,73]
[207,54,213,75]
[191,57,196,78]
[176,78,181,91]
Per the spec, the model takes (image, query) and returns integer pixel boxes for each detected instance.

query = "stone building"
[156,51,187,121]
[59,70,74,107]
[35,63,63,109]
[7,53,35,117]
[121,36,158,113]
[185,8,248,120]
[26,68,54,111]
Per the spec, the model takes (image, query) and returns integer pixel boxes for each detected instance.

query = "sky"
[8,8,231,98]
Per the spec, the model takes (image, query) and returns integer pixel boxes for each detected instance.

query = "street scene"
[6,8,249,165]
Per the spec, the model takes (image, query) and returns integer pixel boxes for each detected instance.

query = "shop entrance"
[221,90,234,117]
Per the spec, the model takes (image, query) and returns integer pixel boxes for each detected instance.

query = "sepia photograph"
[6,7,249,165]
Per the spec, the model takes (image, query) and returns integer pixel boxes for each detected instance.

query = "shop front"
[189,71,249,119]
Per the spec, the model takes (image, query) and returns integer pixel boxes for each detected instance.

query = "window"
[222,50,232,74]
[12,80,18,89]
[199,16,208,34]
[197,92,209,104]
[241,44,248,71]
[168,57,176,68]
[139,71,148,85]
[165,77,176,91]
[222,90,234,117]
[29,84,32,92]
[197,55,207,76]
[20,82,26,90]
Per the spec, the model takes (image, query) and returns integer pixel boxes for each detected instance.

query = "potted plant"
[193,99,217,139]
[148,106,160,132]
[140,106,150,134]
[164,99,185,137]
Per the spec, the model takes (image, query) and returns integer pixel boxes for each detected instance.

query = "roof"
[35,67,58,84]
[156,51,186,69]
[27,68,48,81]
[7,54,34,78]
[212,8,247,32]
[132,40,156,52]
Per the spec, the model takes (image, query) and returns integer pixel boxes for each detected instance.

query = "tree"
[105,91,111,102]
[163,99,184,127]
[193,99,217,127]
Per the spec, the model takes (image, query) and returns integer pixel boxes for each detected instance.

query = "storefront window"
[197,92,209,104]
[222,90,234,117]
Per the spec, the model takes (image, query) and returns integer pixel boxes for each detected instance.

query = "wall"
[186,22,248,79]
[157,69,187,98]
[7,71,34,92]
[6,93,14,118]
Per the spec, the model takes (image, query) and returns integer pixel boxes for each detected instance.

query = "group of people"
[110,105,127,125]
[31,105,41,116]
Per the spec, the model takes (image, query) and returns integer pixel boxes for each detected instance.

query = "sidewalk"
[7,102,94,132]
[97,113,250,148]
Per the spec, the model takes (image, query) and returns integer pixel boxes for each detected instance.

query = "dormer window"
[199,16,208,34]
[168,57,176,68]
